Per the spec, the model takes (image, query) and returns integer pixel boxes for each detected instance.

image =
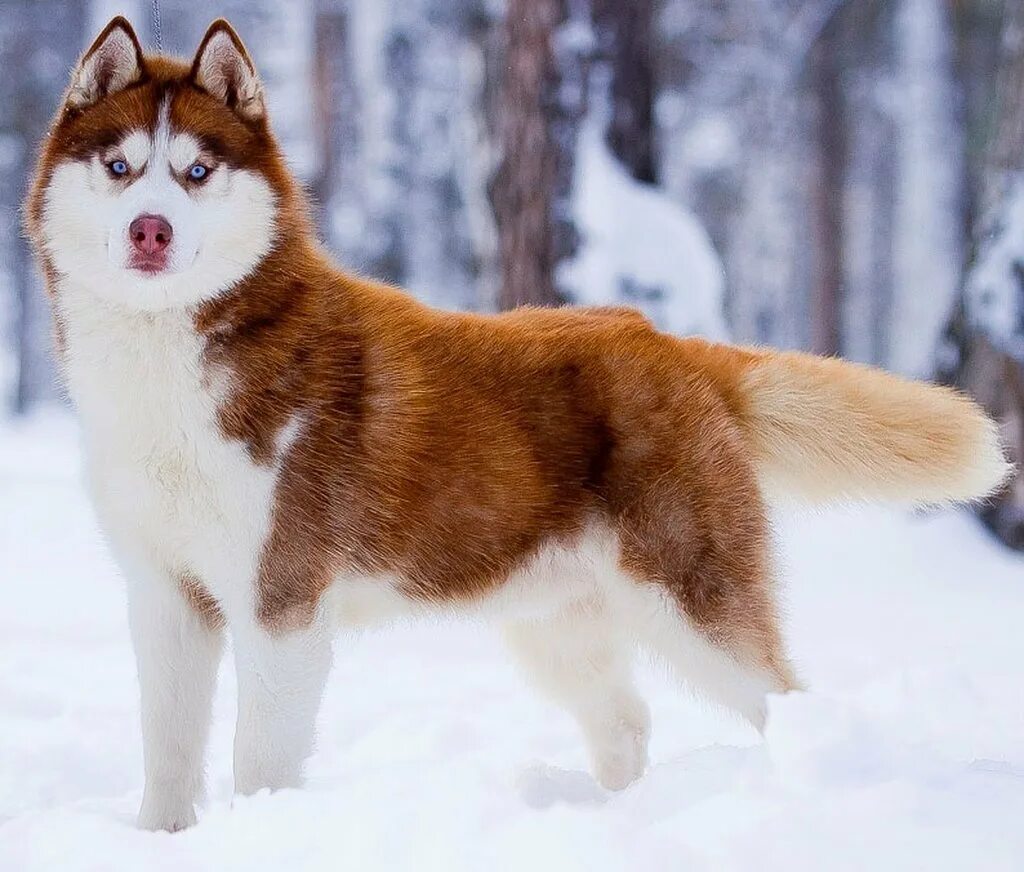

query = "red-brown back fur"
[195,255,786,674]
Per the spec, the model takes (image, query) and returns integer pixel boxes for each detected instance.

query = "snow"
[2,412,1023,871]
[965,173,1024,364]
[561,116,729,341]
[676,114,741,173]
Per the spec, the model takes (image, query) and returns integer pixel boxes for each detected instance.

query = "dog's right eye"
[108,160,128,177]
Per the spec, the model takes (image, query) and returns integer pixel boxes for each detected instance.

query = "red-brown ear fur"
[190,19,265,121]
[67,16,145,109]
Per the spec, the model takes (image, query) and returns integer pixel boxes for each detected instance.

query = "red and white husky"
[26,17,1010,832]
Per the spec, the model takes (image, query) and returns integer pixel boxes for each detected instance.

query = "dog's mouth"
[128,256,170,275]
[123,246,196,277]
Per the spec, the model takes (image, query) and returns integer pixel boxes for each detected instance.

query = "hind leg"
[504,596,650,790]
[612,577,798,731]
[613,453,800,729]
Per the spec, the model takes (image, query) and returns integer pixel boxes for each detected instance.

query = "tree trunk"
[889,0,963,378]
[835,0,897,367]
[311,1,351,237]
[591,0,657,184]
[808,12,845,357]
[491,0,568,310]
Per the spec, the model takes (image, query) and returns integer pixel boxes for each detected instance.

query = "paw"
[233,762,303,797]
[587,701,651,791]
[592,741,647,791]
[137,791,197,832]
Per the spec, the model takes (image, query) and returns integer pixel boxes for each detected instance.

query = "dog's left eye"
[108,160,128,176]
[188,164,208,181]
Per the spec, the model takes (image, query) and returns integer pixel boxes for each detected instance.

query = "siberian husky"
[25,17,1010,831]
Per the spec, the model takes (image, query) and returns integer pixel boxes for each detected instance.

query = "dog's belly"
[323,525,619,630]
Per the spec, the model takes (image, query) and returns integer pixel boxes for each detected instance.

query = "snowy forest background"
[1,0,1023,548]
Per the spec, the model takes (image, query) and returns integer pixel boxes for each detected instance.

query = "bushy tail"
[680,339,1011,506]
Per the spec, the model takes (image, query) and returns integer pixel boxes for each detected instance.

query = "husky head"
[27,17,305,312]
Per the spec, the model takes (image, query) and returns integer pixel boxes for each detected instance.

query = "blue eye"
[188,164,208,180]
[109,160,128,176]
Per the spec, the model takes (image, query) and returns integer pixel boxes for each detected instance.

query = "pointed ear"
[190,19,265,121]
[68,16,145,109]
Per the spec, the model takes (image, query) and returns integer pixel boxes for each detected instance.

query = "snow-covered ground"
[1,412,1022,871]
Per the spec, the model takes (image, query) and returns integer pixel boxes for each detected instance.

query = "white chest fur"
[58,284,278,606]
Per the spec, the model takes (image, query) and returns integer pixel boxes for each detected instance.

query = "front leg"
[231,608,333,795]
[126,572,224,832]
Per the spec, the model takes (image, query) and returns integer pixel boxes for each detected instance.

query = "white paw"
[233,762,304,797]
[592,736,648,791]
[137,789,197,832]
[588,705,651,791]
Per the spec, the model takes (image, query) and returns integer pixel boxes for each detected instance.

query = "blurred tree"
[805,0,961,373]
[311,0,353,238]
[657,0,961,374]
[312,0,492,311]
[657,1,834,350]
[0,0,88,412]
[828,0,897,367]
[808,7,847,357]
[378,0,491,310]
[591,0,657,183]
[889,0,963,378]
[490,0,572,309]
[943,0,1024,550]
[490,0,663,311]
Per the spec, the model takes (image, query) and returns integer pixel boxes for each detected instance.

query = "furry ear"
[68,16,145,109]
[190,19,265,121]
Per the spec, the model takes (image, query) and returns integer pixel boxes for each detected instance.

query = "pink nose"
[129,215,173,255]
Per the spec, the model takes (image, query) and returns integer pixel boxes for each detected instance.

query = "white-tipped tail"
[686,341,1012,506]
